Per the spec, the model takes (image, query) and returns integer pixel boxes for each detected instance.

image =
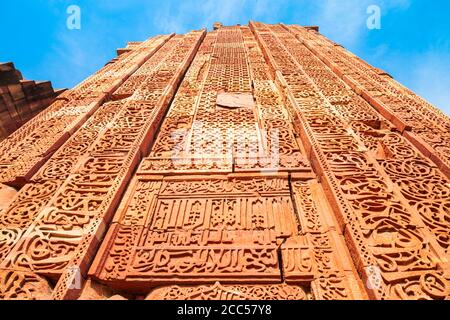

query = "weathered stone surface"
[146,282,312,300]
[0,270,53,300]
[216,92,255,109]
[0,22,448,300]
[0,62,61,141]
[0,184,17,212]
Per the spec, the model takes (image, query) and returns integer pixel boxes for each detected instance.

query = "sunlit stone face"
[0,21,448,301]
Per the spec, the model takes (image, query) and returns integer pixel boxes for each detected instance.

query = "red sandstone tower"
[0,22,449,300]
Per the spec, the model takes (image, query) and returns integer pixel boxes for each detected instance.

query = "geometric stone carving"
[0,21,448,300]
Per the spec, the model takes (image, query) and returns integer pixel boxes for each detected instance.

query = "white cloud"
[151,0,248,34]
[151,0,289,34]
[311,0,411,47]
[41,5,117,88]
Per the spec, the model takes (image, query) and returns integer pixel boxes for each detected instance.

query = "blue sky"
[1,0,449,115]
